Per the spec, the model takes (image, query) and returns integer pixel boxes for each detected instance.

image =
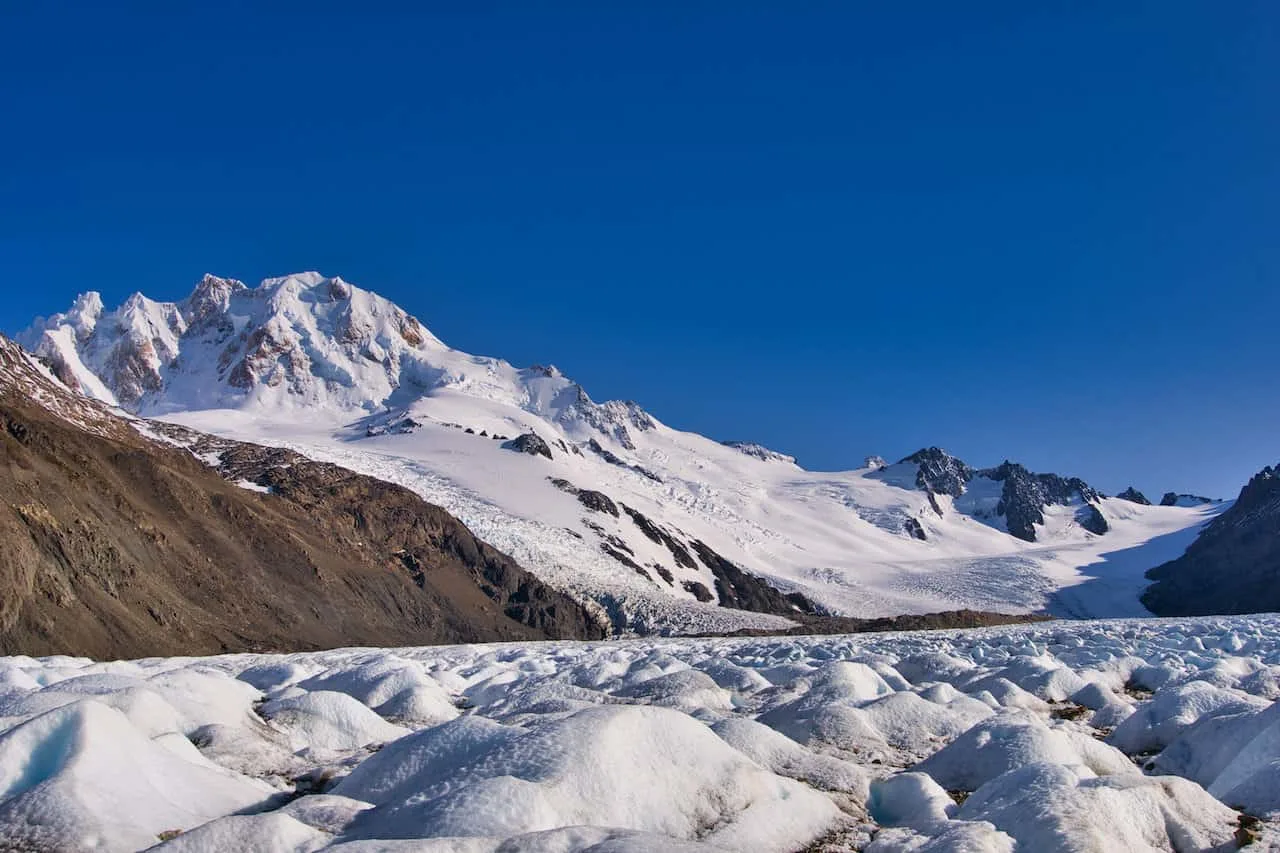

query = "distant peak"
[1116,487,1151,505]
[192,273,247,293]
[721,441,796,464]
[73,291,106,316]
[1160,492,1214,507]
[120,291,152,311]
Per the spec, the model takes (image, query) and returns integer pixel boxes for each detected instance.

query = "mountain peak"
[18,274,661,451]
[1116,486,1151,505]
[900,447,973,498]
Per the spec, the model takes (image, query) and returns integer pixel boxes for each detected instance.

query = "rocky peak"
[1160,492,1213,507]
[1116,487,1151,505]
[184,275,247,326]
[503,432,554,460]
[979,461,1107,541]
[65,291,106,339]
[564,398,655,450]
[901,447,973,498]
[1231,465,1279,517]
[327,276,352,301]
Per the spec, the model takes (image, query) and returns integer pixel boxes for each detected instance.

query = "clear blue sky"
[2,3,1276,498]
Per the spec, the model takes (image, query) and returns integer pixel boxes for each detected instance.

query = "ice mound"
[297,658,459,726]
[711,716,870,800]
[149,811,329,852]
[915,712,1135,792]
[260,691,411,756]
[0,700,270,850]
[1107,679,1269,754]
[955,762,1237,852]
[337,705,840,851]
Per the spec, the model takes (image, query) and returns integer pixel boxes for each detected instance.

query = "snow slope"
[21,273,1226,630]
[2,615,1279,851]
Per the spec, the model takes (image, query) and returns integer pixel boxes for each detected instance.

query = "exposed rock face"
[980,461,1108,542]
[1161,492,1213,507]
[503,432,553,460]
[567,398,655,450]
[1117,487,1151,505]
[688,540,818,616]
[0,335,605,658]
[1077,503,1110,536]
[1143,465,1279,616]
[548,478,620,517]
[721,441,797,464]
[620,504,697,570]
[891,448,1110,542]
[682,581,713,602]
[365,417,423,437]
[585,438,662,482]
[902,447,973,498]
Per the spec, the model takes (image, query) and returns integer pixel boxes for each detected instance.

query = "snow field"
[1,616,1279,851]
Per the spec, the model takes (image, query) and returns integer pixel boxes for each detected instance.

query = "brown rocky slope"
[0,335,607,659]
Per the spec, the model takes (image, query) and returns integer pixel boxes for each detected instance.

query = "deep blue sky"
[2,3,1276,497]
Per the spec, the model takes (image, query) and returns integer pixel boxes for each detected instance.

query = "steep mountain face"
[21,274,1226,625]
[1142,464,1280,616]
[0,335,606,658]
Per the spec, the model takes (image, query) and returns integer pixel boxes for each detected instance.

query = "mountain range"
[11,272,1267,639]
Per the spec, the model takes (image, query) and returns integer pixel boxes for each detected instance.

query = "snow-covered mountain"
[20,273,1227,630]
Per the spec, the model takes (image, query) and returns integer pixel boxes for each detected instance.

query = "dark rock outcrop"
[901,447,973,498]
[689,539,818,616]
[980,461,1106,542]
[903,517,927,541]
[700,610,1052,638]
[503,432,553,460]
[621,504,696,569]
[365,416,422,437]
[1142,465,1278,616]
[548,478,620,517]
[682,581,713,602]
[1160,492,1213,507]
[585,439,662,482]
[1077,503,1110,536]
[1117,487,1151,505]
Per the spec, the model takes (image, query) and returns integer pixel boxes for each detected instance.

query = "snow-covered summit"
[21,273,655,439]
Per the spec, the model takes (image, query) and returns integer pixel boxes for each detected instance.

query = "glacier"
[1,615,1278,850]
